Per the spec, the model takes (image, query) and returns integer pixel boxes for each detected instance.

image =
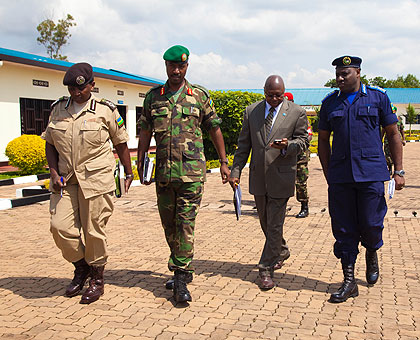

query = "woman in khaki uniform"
[43,63,133,304]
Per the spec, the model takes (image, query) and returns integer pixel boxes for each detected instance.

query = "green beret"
[163,45,189,63]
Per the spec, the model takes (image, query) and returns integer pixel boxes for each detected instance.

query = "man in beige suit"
[229,75,308,289]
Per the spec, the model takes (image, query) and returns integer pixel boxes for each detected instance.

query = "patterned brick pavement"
[0,143,419,339]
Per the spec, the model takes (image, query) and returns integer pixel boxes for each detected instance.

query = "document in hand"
[388,178,395,199]
[114,160,122,198]
[143,155,155,182]
[233,184,242,220]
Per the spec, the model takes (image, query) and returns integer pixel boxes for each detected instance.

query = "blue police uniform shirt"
[319,83,398,183]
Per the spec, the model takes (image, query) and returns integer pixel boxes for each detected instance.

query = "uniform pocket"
[80,121,103,146]
[181,105,200,133]
[49,120,70,147]
[151,106,170,132]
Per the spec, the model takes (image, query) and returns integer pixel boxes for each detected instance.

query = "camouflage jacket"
[139,79,221,183]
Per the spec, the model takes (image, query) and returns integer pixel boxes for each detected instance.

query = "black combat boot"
[65,258,91,297]
[166,274,193,290]
[366,250,379,285]
[80,265,105,304]
[296,202,309,218]
[173,270,193,303]
[330,263,359,303]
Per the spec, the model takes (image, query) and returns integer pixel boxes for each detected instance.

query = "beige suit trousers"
[49,176,114,266]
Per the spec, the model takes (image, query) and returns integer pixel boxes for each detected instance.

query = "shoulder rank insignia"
[321,90,338,103]
[187,87,193,96]
[116,115,124,127]
[192,84,210,98]
[160,87,165,96]
[367,85,386,93]
[51,96,69,109]
[99,98,117,111]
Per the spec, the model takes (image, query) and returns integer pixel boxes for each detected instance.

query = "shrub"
[204,91,264,160]
[5,135,47,175]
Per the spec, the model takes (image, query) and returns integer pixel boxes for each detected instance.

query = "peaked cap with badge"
[63,62,94,87]
[163,45,189,63]
[332,56,362,68]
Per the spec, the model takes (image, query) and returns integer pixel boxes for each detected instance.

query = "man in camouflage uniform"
[383,106,406,175]
[137,45,230,303]
[283,93,312,218]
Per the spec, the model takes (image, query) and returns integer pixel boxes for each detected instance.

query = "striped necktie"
[265,106,275,142]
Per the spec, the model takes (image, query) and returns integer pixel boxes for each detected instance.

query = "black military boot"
[366,250,379,285]
[330,263,359,303]
[80,265,105,304]
[296,202,309,218]
[65,258,91,297]
[173,270,192,303]
[166,273,193,290]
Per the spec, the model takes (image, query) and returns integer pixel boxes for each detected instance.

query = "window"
[20,98,54,135]
[136,106,143,136]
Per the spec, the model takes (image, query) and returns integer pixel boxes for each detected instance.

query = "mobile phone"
[273,139,283,144]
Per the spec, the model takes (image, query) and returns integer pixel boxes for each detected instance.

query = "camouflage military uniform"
[139,79,221,272]
[295,149,310,203]
[384,120,404,174]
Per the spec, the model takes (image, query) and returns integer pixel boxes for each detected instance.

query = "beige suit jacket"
[230,98,309,198]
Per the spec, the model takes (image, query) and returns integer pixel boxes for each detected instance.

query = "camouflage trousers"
[295,161,309,203]
[156,181,204,273]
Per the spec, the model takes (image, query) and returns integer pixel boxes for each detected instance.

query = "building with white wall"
[0,47,163,163]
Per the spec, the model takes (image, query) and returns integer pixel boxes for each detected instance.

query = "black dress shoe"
[366,250,379,285]
[330,263,359,303]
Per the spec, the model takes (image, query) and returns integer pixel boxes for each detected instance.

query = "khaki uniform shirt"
[138,80,221,183]
[42,95,129,199]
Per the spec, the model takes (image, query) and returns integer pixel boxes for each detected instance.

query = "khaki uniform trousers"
[49,176,114,266]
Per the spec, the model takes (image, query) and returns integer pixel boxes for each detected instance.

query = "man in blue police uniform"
[318,56,405,303]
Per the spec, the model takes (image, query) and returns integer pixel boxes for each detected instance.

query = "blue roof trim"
[226,87,420,105]
[0,47,164,86]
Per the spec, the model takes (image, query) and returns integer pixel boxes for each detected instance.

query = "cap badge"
[343,56,351,66]
[76,75,86,85]
[181,53,187,62]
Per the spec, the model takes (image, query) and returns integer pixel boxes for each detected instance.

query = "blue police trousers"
[328,181,387,265]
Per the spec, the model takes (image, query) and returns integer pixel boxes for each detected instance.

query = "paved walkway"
[0,144,419,340]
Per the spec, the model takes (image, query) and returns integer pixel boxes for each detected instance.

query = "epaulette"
[51,96,69,109]
[192,84,210,98]
[321,90,338,103]
[367,85,386,93]
[98,98,117,111]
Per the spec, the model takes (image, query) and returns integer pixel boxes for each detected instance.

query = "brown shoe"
[80,265,104,304]
[259,270,275,290]
[273,253,290,271]
[65,258,90,297]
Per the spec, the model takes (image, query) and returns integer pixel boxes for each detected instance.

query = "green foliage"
[324,73,420,88]
[36,14,76,60]
[405,103,418,136]
[309,106,321,132]
[5,135,47,175]
[206,155,235,169]
[204,91,264,160]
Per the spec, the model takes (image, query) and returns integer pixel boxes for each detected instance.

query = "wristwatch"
[219,159,229,165]
[393,170,405,177]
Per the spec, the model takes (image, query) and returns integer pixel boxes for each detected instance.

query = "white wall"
[0,61,156,162]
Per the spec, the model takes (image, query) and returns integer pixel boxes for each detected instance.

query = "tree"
[324,74,368,88]
[323,73,420,88]
[36,14,76,61]
[203,91,264,160]
[405,103,418,137]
